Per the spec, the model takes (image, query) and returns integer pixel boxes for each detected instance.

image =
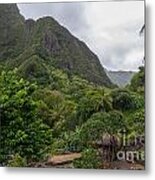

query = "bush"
[111,89,138,111]
[7,154,27,167]
[127,109,145,135]
[78,111,125,147]
[0,70,52,166]
[76,89,112,126]
[73,148,102,169]
[130,66,145,92]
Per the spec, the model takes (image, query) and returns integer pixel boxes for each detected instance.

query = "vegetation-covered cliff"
[0,4,113,87]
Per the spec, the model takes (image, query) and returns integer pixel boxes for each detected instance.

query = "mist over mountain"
[106,70,135,87]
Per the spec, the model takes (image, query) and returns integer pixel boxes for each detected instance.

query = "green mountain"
[0,4,113,87]
[0,4,25,60]
[106,70,135,87]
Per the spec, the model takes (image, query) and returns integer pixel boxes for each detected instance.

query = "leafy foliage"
[130,66,145,94]
[0,70,52,166]
[76,89,112,126]
[111,89,144,111]
[7,154,27,167]
[126,109,145,135]
[73,148,102,169]
[79,111,125,144]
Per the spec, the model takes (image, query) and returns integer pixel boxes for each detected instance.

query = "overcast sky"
[18,1,144,71]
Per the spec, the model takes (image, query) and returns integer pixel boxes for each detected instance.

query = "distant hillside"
[106,70,135,87]
[0,4,114,88]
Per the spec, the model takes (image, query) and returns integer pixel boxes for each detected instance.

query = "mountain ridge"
[0,4,114,88]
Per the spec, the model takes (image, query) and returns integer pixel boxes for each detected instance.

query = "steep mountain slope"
[106,70,135,87]
[0,4,25,60]
[0,4,113,87]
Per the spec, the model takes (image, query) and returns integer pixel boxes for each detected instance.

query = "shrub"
[73,148,102,169]
[0,70,52,166]
[7,154,27,167]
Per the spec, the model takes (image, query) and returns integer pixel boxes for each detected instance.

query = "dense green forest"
[0,4,145,169]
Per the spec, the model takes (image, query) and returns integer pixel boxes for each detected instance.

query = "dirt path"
[47,153,81,166]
